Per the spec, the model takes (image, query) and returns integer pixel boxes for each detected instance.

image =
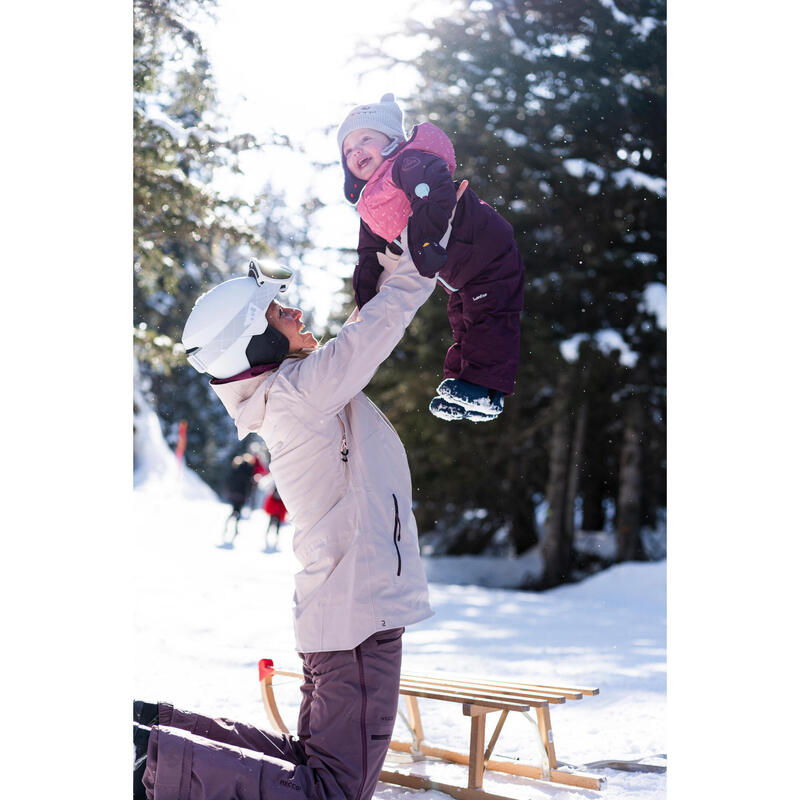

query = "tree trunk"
[505,390,537,555]
[509,495,538,555]
[540,374,573,588]
[564,402,588,545]
[616,397,646,562]
[579,413,606,532]
[581,477,606,531]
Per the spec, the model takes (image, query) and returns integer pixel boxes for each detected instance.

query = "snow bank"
[423,548,544,589]
[133,363,217,502]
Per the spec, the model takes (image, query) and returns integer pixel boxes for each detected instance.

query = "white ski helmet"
[182,259,294,379]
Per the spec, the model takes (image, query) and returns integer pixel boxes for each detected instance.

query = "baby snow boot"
[429,396,466,420]
[436,378,504,417]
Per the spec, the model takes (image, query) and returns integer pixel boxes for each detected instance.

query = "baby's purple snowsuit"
[348,123,524,395]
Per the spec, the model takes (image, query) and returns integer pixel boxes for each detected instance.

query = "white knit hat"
[337,93,406,152]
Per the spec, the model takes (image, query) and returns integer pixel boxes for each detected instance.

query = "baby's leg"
[446,250,524,395]
[443,291,465,379]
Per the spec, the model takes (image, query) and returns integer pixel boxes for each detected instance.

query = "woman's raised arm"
[289,234,436,416]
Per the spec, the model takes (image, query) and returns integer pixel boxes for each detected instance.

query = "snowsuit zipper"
[392,494,402,576]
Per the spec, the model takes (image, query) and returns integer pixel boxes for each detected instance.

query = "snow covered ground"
[133,476,665,799]
[130,378,665,797]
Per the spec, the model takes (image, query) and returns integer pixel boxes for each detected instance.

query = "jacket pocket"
[392,494,402,577]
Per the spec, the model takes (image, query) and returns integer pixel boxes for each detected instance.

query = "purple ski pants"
[142,628,403,800]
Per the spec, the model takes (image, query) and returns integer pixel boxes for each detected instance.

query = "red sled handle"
[258,658,275,682]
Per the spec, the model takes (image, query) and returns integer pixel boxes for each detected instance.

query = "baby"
[338,93,524,422]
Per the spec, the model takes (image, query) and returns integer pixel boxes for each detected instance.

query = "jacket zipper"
[392,494,402,576]
[337,414,349,462]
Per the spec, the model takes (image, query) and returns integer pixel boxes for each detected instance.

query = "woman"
[137,209,461,799]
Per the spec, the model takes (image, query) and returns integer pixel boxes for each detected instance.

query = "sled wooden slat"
[402,674,576,701]
[399,682,534,712]
[258,658,606,798]
[378,770,521,800]
[399,675,569,704]
[382,752,607,792]
[412,691,530,713]
[403,669,598,698]
[398,681,542,710]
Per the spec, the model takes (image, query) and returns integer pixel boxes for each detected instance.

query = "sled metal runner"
[258,659,606,798]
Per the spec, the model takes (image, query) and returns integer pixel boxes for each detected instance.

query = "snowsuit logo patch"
[472,292,488,301]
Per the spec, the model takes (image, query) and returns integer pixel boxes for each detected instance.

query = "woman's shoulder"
[266,348,344,418]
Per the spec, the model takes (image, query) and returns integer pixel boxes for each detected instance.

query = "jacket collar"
[209,363,279,385]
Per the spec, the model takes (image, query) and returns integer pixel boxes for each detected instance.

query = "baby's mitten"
[412,240,448,274]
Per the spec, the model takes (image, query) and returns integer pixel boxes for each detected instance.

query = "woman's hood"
[210,367,281,440]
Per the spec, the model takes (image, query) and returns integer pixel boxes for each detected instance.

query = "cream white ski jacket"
[211,240,437,653]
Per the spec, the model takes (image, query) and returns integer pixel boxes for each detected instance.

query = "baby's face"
[343,128,392,181]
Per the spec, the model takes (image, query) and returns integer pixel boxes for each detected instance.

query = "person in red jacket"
[263,486,287,551]
[338,93,525,423]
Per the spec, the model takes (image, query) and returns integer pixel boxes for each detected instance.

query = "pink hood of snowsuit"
[210,242,437,653]
[357,122,456,242]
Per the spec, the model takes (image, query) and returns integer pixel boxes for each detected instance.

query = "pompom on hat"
[337,93,406,152]
[338,93,407,204]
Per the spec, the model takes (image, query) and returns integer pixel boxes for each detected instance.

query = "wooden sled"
[258,659,606,799]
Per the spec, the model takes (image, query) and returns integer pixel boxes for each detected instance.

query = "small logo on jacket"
[472,292,488,301]
[280,779,302,791]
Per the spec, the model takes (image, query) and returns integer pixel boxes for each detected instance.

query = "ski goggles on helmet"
[184,259,294,375]
[248,258,293,290]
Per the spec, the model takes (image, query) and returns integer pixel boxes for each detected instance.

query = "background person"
[263,487,287,551]
[222,450,267,543]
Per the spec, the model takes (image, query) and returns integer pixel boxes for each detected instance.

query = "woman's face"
[266,300,318,353]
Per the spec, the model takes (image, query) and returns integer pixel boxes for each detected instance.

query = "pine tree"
[133,0,298,490]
